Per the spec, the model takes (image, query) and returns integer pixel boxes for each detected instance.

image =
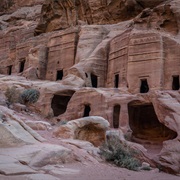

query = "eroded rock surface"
[0,0,180,177]
[53,116,109,146]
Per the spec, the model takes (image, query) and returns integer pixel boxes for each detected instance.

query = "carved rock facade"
[0,0,180,175]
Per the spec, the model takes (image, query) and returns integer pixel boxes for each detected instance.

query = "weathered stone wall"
[0,33,15,74]
[107,30,130,88]
[107,31,180,93]
[127,32,164,93]
[46,29,78,81]
[163,37,180,90]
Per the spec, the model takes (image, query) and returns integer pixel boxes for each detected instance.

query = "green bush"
[5,86,20,104]
[20,89,40,104]
[99,135,141,171]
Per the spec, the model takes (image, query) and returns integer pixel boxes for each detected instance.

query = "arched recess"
[51,90,75,116]
[128,101,177,144]
[113,104,120,128]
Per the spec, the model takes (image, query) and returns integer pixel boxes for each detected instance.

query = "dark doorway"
[51,91,75,116]
[128,102,177,144]
[7,65,12,75]
[19,60,25,73]
[172,75,179,90]
[140,79,149,93]
[113,105,120,128]
[114,74,119,88]
[83,105,91,117]
[91,74,98,88]
[56,70,63,80]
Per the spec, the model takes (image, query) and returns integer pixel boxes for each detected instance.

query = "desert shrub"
[20,89,40,104]
[99,135,141,171]
[5,86,20,104]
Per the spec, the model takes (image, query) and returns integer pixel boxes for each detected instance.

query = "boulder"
[53,116,110,146]
[0,105,46,146]
[0,143,73,176]
[29,144,73,167]
[0,118,38,147]
[0,155,37,175]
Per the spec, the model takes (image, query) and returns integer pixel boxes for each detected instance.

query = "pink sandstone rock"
[0,0,180,175]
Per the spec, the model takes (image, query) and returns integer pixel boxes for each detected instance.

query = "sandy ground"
[0,162,179,180]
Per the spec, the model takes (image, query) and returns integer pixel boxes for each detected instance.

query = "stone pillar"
[119,103,130,133]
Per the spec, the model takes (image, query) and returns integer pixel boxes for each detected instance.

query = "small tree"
[20,89,40,104]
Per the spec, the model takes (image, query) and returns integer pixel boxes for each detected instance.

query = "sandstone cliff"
[0,0,180,177]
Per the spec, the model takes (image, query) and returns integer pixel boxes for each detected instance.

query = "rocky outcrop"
[0,0,180,176]
[134,3,179,35]
[53,116,109,146]
[0,0,43,15]
[34,0,180,38]
[34,0,143,35]
[0,143,73,175]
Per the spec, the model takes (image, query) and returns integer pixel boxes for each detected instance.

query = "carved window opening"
[114,74,119,88]
[128,102,177,144]
[19,59,25,73]
[51,91,75,116]
[85,73,88,78]
[56,70,63,80]
[113,105,120,128]
[172,75,179,90]
[140,79,149,93]
[83,105,91,117]
[91,74,98,88]
[7,65,12,75]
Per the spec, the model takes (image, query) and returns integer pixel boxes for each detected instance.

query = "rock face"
[0,0,180,175]
[34,0,169,35]
[34,0,142,35]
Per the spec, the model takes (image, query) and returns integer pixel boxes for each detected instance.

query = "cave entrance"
[51,91,75,116]
[19,59,25,73]
[140,79,149,93]
[113,105,120,128]
[91,74,98,88]
[56,70,63,80]
[7,65,12,75]
[114,74,119,88]
[128,102,177,144]
[172,75,179,90]
[83,105,91,117]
